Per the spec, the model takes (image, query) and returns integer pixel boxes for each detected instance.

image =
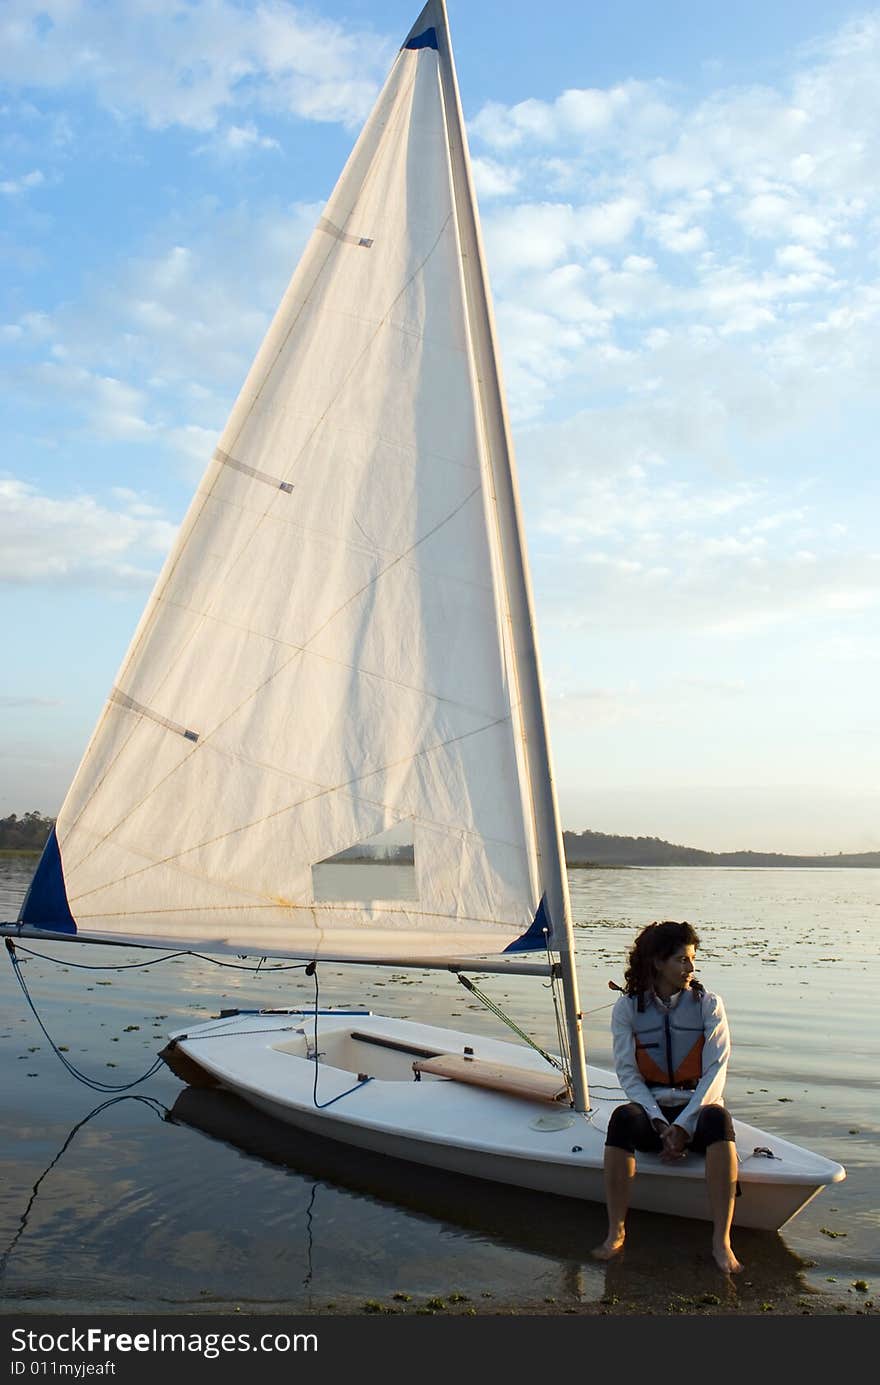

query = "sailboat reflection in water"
[4,1,844,1241]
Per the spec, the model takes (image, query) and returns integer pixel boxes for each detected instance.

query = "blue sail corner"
[18,828,77,934]
[404,27,438,51]
[504,895,552,953]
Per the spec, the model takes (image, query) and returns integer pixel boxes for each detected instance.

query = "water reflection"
[169,1087,813,1312]
[0,1094,169,1283]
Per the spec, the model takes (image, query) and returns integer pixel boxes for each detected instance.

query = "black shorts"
[605,1100,734,1155]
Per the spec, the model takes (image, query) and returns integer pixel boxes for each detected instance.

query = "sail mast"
[426,0,590,1110]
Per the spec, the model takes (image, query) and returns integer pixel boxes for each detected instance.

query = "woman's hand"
[659,1123,689,1162]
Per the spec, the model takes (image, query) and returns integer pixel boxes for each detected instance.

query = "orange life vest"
[631,989,706,1088]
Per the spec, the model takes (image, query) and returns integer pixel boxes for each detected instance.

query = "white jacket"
[611,986,731,1139]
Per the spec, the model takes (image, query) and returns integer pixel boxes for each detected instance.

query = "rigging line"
[455,973,562,1072]
[60,65,423,866]
[69,695,509,906]
[307,965,373,1110]
[170,1023,304,1042]
[0,1094,169,1282]
[545,927,573,1088]
[9,942,309,974]
[5,941,165,1095]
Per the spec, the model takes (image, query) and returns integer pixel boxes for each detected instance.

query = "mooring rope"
[6,940,166,1093]
[5,938,307,1094]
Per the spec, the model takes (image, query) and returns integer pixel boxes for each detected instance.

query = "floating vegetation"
[361,1300,391,1314]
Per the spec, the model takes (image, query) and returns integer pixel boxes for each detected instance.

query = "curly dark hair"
[622,920,701,1006]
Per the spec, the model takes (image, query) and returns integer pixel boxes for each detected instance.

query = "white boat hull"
[162,1010,845,1232]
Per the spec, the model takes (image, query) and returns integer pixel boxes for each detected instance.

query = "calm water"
[0,857,877,1315]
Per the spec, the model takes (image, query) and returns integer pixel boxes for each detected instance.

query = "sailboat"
[4,0,844,1232]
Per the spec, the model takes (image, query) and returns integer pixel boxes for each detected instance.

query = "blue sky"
[2,0,878,853]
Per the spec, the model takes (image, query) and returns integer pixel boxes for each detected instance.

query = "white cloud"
[0,476,176,586]
[471,156,521,199]
[482,197,643,285]
[33,361,154,441]
[0,0,393,131]
[207,123,282,154]
[6,201,322,465]
[648,211,706,254]
[464,7,880,425]
[0,168,44,195]
[471,80,673,152]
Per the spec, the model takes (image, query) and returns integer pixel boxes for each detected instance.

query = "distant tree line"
[0,812,54,851]
[2,814,878,866]
[562,828,880,868]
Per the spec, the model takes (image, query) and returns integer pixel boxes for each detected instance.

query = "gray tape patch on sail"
[318,216,374,249]
[110,688,200,743]
[215,448,294,494]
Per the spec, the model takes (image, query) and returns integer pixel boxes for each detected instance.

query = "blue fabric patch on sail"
[17,828,77,934]
[404,27,438,50]
[504,895,552,953]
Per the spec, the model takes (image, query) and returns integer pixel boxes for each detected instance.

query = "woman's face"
[654,944,696,993]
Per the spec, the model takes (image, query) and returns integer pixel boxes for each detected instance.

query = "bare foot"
[591,1233,625,1261]
[712,1241,743,1274]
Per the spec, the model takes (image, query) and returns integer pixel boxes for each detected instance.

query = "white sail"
[20,1,556,962]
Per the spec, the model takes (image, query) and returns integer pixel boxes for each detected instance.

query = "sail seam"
[158,594,501,719]
[280,212,454,493]
[177,491,490,590]
[67,711,517,907]
[65,472,486,882]
[67,902,532,929]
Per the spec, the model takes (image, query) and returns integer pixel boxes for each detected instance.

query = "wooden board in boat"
[413,1053,570,1103]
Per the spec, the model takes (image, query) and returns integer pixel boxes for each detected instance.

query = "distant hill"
[562,829,880,868]
[3,813,878,867]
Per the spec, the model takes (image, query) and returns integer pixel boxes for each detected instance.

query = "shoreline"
[2,1287,867,1317]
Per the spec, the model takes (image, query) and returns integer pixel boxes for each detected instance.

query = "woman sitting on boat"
[592,920,742,1274]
